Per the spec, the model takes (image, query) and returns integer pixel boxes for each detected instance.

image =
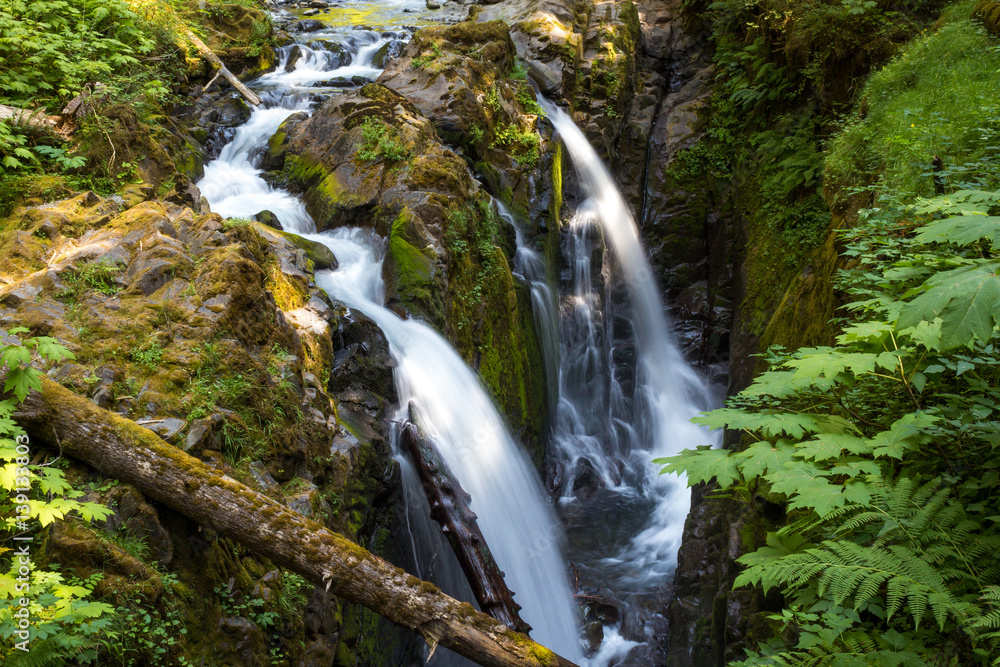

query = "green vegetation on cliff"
[664,3,1000,664]
[0,0,274,213]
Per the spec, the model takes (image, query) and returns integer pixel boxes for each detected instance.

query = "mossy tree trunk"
[11,374,578,667]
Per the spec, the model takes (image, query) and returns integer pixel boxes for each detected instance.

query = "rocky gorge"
[1,0,980,664]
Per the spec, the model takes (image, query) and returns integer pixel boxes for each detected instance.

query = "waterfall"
[542,101,719,587]
[197,27,585,664]
[495,201,561,416]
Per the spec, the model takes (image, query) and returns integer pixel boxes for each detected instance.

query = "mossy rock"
[973,0,1000,35]
[256,223,338,270]
[383,208,444,326]
[409,20,517,69]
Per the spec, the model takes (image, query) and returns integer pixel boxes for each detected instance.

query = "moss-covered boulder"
[275,78,550,454]
[973,0,1000,35]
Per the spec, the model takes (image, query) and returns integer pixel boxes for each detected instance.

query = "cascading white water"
[197,24,586,664]
[308,230,583,659]
[542,101,720,585]
[495,201,561,415]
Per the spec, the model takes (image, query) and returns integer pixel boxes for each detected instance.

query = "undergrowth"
[663,4,1000,664]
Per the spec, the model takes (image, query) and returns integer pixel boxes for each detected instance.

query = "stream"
[196,2,718,664]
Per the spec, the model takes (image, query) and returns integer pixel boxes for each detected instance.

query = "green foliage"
[826,4,1000,206]
[491,124,540,167]
[663,16,1000,654]
[222,217,253,231]
[56,260,124,301]
[515,84,543,115]
[0,0,156,110]
[410,41,442,69]
[0,333,114,665]
[129,335,165,371]
[662,179,1000,663]
[105,572,189,666]
[355,117,409,163]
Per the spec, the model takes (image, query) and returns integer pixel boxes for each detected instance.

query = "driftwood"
[0,105,59,132]
[401,403,532,636]
[182,27,262,106]
[12,375,578,667]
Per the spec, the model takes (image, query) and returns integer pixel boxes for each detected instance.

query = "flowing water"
[196,4,718,664]
[540,102,721,654]
[197,15,583,665]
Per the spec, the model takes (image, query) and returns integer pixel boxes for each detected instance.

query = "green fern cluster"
[661,185,1000,664]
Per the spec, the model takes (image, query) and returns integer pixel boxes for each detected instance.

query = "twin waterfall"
[198,20,716,665]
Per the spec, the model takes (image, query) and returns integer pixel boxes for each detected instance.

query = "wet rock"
[302,8,320,16]
[285,44,304,71]
[329,309,396,400]
[91,386,114,409]
[370,39,405,68]
[314,75,371,88]
[139,417,186,443]
[185,414,223,451]
[0,284,42,307]
[217,616,268,667]
[288,19,325,32]
[571,457,602,500]
[253,209,282,230]
[261,110,308,171]
[426,0,441,8]
[286,480,321,517]
[582,620,604,656]
[248,462,281,495]
[102,484,174,568]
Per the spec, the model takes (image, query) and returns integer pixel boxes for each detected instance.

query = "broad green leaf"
[869,413,937,459]
[836,321,894,346]
[737,439,796,478]
[656,446,740,488]
[3,367,41,402]
[739,369,815,398]
[900,318,943,350]
[915,214,1000,249]
[694,408,834,438]
[32,336,74,362]
[37,467,71,495]
[77,501,113,522]
[898,262,1000,350]
[785,348,898,381]
[914,189,1000,216]
[796,437,851,461]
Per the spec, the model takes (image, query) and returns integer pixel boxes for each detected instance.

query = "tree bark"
[401,404,532,636]
[13,376,578,667]
[182,27,262,106]
[0,104,59,131]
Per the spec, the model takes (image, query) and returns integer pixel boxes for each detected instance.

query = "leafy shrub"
[0,0,156,110]
[356,117,409,163]
[0,330,114,666]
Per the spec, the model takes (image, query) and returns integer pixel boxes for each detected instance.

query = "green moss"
[973,0,1000,34]
[550,142,563,225]
[383,208,443,325]
[441,200,548,461]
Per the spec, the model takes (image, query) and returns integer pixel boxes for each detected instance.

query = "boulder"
[288,19,325,32]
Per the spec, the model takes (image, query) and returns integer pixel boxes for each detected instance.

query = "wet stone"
[140,417,187,443]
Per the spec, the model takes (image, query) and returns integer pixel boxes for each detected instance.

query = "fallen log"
[0,104,59,131]
[401,403,532,635]
[182,27,262,106]
[12,375,578,667]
